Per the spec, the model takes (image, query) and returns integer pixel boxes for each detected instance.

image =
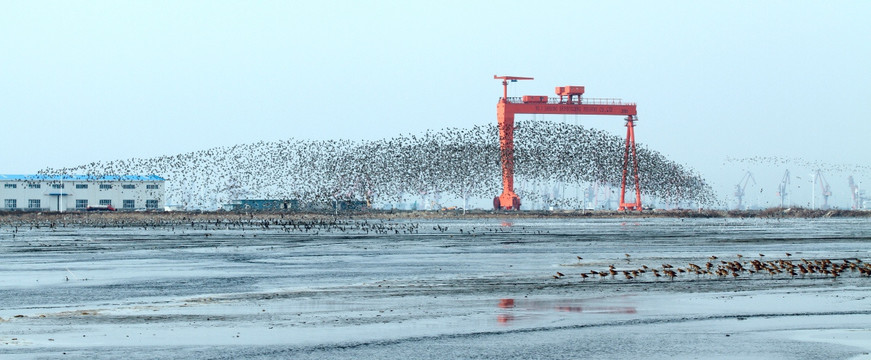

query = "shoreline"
[1,207,869,225]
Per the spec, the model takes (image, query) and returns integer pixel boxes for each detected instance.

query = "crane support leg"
[495,102,520,210]
[619,116,642,211]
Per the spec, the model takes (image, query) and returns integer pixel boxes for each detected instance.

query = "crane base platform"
[618,202,642,211]
[494,192,521,211]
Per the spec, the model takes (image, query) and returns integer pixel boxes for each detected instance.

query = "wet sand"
[1,216,870,359]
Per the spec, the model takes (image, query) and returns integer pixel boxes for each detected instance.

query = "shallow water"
[1,217,870,359]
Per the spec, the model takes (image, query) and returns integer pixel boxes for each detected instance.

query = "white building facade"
[0,175,165,212]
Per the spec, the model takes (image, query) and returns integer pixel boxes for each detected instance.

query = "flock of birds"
[557,253,871,282]
[725,156,871,176]
[40,121,716,210]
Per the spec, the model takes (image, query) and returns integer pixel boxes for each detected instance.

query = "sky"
[2,1,870,209]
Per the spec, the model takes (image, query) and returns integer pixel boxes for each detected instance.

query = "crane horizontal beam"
[502,102,637,116]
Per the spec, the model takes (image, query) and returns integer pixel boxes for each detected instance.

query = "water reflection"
[497,298,636,324]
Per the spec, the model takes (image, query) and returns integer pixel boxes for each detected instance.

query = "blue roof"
[0,174,165,181]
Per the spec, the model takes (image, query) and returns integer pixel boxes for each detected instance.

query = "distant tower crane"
[849,175,864,210]
[734,171,756,210]
[813,170,832,210]
[583,183,599,210]
[493,75,640,211]
[776,169,790,208]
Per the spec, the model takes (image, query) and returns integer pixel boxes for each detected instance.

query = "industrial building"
[0,174,165,212]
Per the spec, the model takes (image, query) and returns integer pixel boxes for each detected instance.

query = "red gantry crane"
[493,75,640,211]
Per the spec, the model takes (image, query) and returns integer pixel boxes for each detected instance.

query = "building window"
[28,199,40,208]
[146,184,159,190]
[146,200,158,209]
[28,183,41,189]
[123,200,135,209]
[4,199,16,208]
[51,184,64,189]
[4,184,16,189]
[100,184,112,190]
[76,184,88,189]
[99,199,112,206]
[76,199,88,209]
[122,184,136,189]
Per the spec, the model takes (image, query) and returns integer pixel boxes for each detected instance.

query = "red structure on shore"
[493,75,641,211]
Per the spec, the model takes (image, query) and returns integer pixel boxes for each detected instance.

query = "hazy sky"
[2,1,869,208]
